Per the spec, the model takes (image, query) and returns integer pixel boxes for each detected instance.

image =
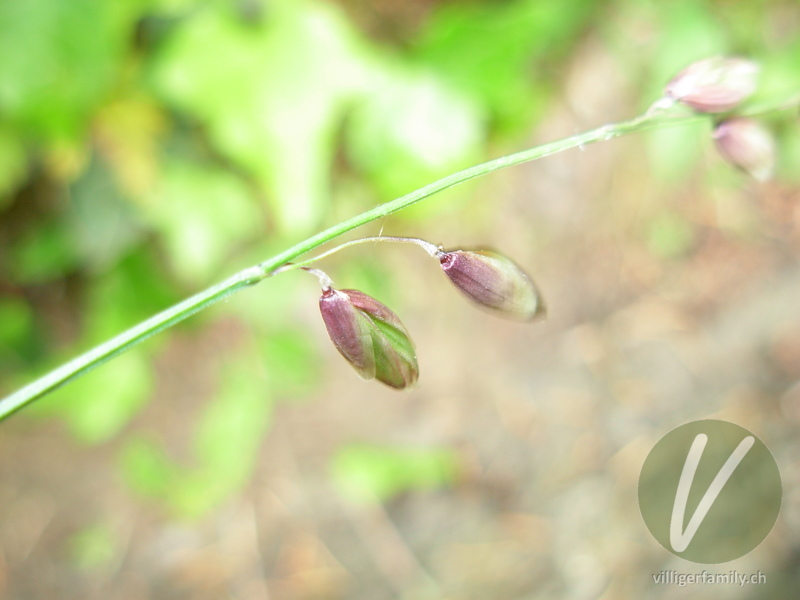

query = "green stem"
[0,267,265,419]
[0,106,741,420]
[256,109,702,277]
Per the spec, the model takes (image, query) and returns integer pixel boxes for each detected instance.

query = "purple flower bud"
[665,57,759,113]
[713,118,775,181]
[319,288,418,389]
[437,250,545,320]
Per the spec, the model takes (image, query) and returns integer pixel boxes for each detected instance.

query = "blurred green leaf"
[414,0,596,133]
[166,470,241,520]
[173,366,273,518]
[346,67,484,201]
[67,156,145,272]
[150,0,205,14]
[0,0,142,142]
[93,97,167,199]
[193,366,272,474]
[0,297,34,349]
[0,297,36,380]
[0,297,37,395]
[120,362,273,519]
[43,351,153,444]
[646,121,708,182]
[259,330,321,398]
[120,437,180,498]
[645,211,695,259]
[13,236,188,435]
[11,218,80,284]
[755,41,800,102]
[12,159,148,284]
[776,124,800,184]
[68,522,119,571]
[0,127,27,206]
[142,161,260,284]
[151,0,371,234]
[331,444,459,504]
[78,249,180,345]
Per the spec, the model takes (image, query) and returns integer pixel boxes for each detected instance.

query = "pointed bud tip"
[665,57,759,113]
[439,250,545,321]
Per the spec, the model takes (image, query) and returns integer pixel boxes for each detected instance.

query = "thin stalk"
[286,236,441,271]
[0,100,790,421]
[300,267,334,291]
[254,109,704,279]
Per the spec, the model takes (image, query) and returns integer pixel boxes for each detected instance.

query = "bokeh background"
[1,0,800,598]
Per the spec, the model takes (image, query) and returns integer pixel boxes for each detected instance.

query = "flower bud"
[319,288,418,389]
[437,250,545,320]
[713,118,775,181]
[665,57,759,113]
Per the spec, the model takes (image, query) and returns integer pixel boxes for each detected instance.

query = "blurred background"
[1,0,800,598]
